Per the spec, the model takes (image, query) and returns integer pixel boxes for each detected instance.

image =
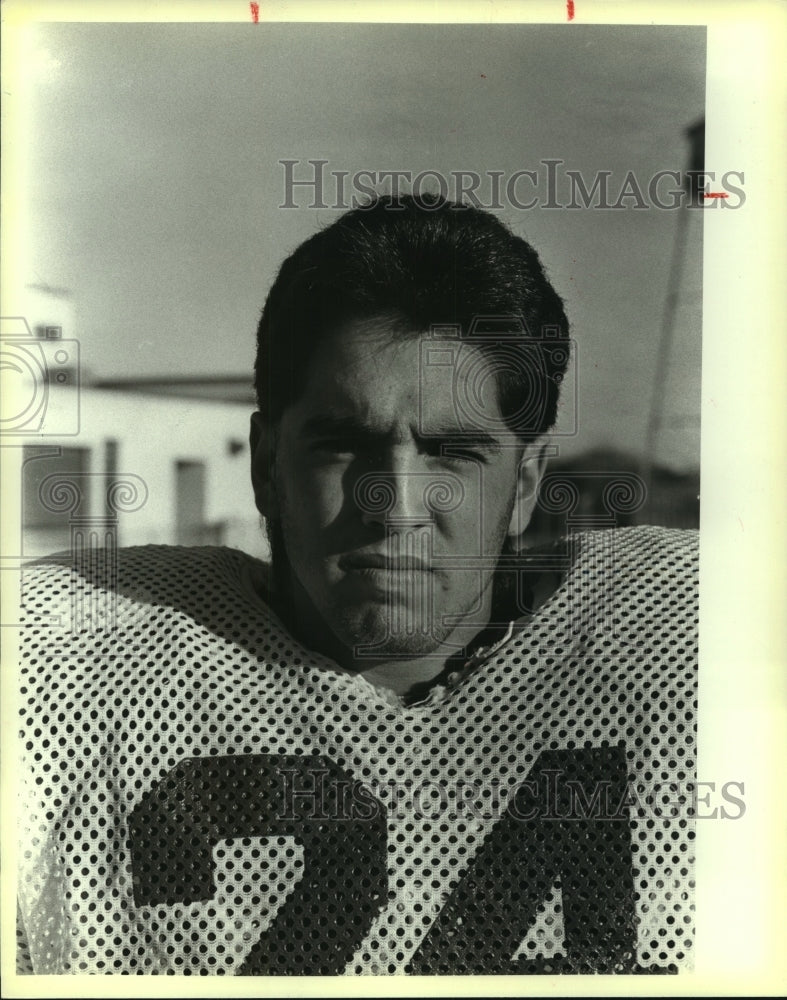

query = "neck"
[277,575,497,701]
[356,653,453,699]
[261,539,556,702]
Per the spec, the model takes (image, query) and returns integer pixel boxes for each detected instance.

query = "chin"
[332,603,450,659]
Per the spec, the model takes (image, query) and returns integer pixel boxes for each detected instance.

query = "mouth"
[335,550,441,604]
[338,552,433,573]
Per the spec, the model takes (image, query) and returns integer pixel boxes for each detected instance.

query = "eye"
[310,438,357,461]
[443,450,484,465]
[428,440,489,466]
[311,438,382,467]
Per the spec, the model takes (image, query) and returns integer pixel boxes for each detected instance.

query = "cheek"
[467,505,510,556]
[475,474,518,551]
[279,460,348,532]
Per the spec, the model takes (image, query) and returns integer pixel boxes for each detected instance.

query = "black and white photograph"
[1,0,784,994]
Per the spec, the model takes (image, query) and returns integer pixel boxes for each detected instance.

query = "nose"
[355,449,432,529]
[354,450,465,529]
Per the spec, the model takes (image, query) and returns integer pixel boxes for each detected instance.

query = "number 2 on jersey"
[129,746,639,974]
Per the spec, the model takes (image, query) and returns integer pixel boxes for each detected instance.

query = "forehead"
[289,319,502,433]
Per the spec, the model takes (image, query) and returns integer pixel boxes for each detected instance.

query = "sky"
[20,22,705,468]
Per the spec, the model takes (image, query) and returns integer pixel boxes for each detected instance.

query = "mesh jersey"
[17,525,697,976]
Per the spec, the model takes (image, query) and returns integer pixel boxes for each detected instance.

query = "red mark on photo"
[702,192,730,199]
[567,0,575,20]
[250,1,259,22]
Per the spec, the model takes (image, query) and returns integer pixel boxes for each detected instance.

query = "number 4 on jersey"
[408,745,642,974]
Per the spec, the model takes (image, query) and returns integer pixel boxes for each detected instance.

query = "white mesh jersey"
[17,525,697,976]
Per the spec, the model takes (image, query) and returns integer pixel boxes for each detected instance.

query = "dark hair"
[255,193,570,441]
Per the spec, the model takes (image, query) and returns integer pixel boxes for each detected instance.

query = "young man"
[17,195,697,976]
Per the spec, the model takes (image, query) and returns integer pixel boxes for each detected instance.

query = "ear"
[249,411,279,520]
[506,436,549,548]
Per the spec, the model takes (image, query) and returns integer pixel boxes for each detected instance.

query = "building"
[3,287,266,563]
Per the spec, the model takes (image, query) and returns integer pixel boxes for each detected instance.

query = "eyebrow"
[299,413,502,453]
[299,413,376,440]
[425,427,503,454]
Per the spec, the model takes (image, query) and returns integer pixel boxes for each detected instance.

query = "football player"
[17,194,697,975]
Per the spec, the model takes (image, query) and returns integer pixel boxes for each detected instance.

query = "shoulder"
[559,524,699,639]
[568,524,698,598]
[20,545,274,630]
[511,525,698,637]
[22,542,271,584]
[573,524,698,567]
[522,524,698,611]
